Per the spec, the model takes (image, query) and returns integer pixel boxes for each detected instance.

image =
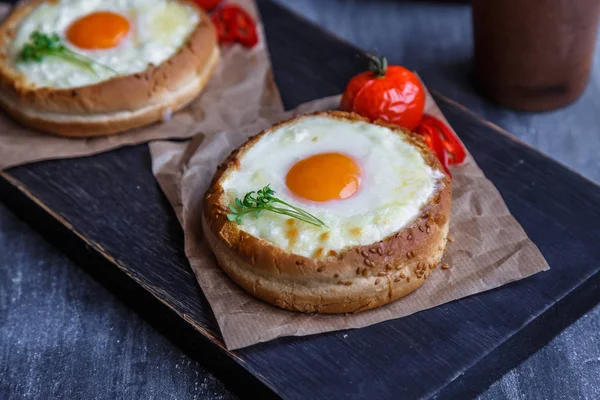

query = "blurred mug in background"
[473,0,600,111]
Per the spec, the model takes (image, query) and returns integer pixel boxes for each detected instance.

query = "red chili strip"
[211,11,236,43]
[212,5,258,48]
[420,115,466,165]
[415,123,451,177]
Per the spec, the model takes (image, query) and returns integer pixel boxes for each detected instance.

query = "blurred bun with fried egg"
[203,111,452,313]
[0,0,219,136]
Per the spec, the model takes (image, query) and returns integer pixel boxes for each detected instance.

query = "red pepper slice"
[234,18,258,47]
[415,123,451,177]
[420,115,466,165]
[211,11,236,43]
[212,5,258,48]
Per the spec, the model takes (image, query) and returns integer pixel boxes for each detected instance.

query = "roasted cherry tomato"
[212,5,258,48]
[342,56,425,131]
[192,0,222,11]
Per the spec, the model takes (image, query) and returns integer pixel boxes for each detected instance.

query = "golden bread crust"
[203,111,452,313]
[0,0,219,136]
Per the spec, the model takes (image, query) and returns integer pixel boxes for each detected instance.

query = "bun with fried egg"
[0,0,219,137]
[203,111,452,313]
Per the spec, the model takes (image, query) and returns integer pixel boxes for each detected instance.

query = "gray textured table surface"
[2,1,600,399]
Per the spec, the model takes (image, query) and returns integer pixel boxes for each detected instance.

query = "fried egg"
[221,114,445,259]
[10,0,199,88]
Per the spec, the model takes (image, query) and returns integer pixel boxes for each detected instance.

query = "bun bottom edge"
[202,215,449,314]
[0,47,219,137]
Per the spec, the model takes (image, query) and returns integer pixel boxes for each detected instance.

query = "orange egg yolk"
[285,153,361,202]
[67,12,130,50]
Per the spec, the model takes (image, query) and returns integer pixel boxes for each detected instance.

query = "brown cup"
[473,0,600,111]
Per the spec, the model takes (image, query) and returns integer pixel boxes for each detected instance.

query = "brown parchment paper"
[150,93,549,350]
[0,0,283,170]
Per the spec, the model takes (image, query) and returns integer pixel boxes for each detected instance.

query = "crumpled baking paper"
[150,93,549,350]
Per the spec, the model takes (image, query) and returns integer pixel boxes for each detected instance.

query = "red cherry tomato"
[342,56,425,131]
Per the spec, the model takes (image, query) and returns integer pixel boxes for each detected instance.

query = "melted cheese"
[221,115,444,258]
[10,0,199,88]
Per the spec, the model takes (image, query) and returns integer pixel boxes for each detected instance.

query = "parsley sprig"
[19,31,117,75]
[227,185,327,228]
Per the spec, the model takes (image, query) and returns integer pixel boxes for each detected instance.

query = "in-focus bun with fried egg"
[0,0,219,136]
[203,111,452,313]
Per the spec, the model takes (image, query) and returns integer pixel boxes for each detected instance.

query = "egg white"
[221,115,445,259]
[10,0,199,88]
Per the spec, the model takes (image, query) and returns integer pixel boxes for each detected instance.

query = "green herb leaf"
[19,31,118,76]
[226,214,237,222]
[227,184,327,228]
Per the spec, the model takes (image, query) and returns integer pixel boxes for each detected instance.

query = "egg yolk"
[67,12,130,50]
[286,153,361,202]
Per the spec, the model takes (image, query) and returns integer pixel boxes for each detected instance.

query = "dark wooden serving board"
[2,1,600,399]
